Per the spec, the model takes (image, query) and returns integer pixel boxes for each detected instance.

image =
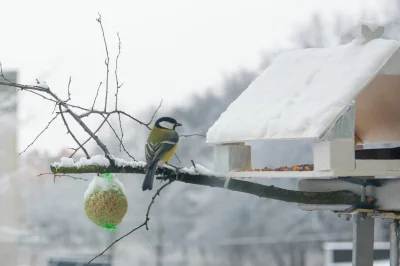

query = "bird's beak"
[175,122,182,127]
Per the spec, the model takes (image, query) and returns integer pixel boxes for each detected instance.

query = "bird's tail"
[142,165,157,191]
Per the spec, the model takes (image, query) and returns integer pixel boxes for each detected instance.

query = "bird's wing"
[145,133,179,167]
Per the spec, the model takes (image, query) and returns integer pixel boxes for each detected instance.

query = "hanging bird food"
[84,173,128,231]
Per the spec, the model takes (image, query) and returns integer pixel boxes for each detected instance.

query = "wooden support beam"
[352,214,374,266]
[390,220,399,266]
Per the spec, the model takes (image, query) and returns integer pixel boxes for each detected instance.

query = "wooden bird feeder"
[206,24,400,266]
[207,26,400,179]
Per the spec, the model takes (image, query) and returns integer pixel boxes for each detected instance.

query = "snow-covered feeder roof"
[207,38,400,144]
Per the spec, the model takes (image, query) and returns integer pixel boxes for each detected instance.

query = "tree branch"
[50,157,364,206]
[146,99,163,126]
[59,104,90,159]
[69,114,111,158]
[96,13,110,112]
[92,82,102,110]
[101,114,136,161]
[115,32,123,111]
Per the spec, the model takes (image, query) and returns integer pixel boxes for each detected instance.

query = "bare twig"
[87,180,173,264]
[0,62,12,83]
[117,113,124,152]
[96,13,110,112]
[19,113,59,155]
[37,172,88,181]
[92,82,102,110]
[115,32,123,110]
[51,101,59,114]
[174,153,182,164]
[69,114,111,158]
[59,105,90,159]
[79,110,150,130]
[65,76,72,102]
[180,133,206,138]
[1,81,90,112]
[146,99,163,126]
[102,114,136,161]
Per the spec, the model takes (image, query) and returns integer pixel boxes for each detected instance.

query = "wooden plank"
[355,75,400,143]
[229,170,333,179]
[355,160,400,171]
[352,215,374,266]
[230,164,400,178]
[313,139,355,171]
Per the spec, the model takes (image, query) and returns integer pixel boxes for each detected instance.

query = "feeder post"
[390,219,399,266]
[352,213,374,266]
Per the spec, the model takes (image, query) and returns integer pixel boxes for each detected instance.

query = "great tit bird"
[142,117,182,191]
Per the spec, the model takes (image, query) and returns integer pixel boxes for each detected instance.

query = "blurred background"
[1,0,400,265]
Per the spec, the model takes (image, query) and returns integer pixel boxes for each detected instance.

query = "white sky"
[0,0,395,156]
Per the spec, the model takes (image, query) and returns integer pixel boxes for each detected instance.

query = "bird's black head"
[155,117,182,130]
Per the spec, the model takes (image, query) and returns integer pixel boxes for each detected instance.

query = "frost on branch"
[51,155,364,206]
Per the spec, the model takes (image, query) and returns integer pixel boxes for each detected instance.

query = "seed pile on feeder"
[84,173,128,231]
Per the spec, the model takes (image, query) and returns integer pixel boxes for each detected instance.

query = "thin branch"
[59,105,90,159]
[0,80,48,92]
[96,13,110,112]
[69,114,111,158]
[87,180,173,264]
[2,82,90,112]
[51,101,59,114]
[65,76,72,102]
[79,110,150,130]
[0,62,12,83]
[115,32,123,110]
[173,153,182,164]
[117,113,124,152]
[146,99,163,126]
[37,172,88,181]
[102,114,136,161]
[180,133,206,138]
[145,180,174,230]
[92,82,102,110]
[20,113,59,155]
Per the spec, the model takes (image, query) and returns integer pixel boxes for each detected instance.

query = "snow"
[33,80,49,89]
[112,156,146,168]
[84,174,126,201]
[52,155,227,178]
[52,155,146,169]
[206,38,400,144]
[52,155,110,168]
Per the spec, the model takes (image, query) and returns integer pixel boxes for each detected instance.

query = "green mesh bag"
[84,173,128,231]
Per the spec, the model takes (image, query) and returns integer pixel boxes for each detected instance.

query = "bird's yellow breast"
[160,142,178,163]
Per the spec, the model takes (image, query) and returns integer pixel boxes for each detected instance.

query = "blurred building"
[0,71,19,266]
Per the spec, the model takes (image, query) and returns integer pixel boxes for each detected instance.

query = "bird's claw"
[166,163,183,180]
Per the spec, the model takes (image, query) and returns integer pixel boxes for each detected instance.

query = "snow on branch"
[51,155,364,206]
